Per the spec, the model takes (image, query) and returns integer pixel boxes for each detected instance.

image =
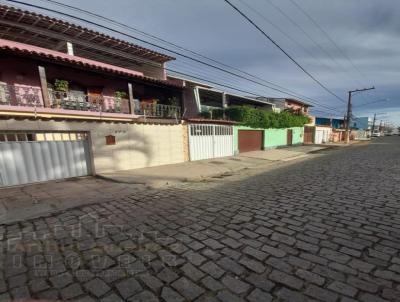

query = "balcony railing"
[0,83,43,107]
[134,101,181,119]
[48,90,130,114]
[0,83,182,118]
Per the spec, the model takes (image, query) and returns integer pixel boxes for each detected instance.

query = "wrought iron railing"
[0,84,182,118]
[48,90,130,114]
[134,101,181,118]
[0,83,43,107]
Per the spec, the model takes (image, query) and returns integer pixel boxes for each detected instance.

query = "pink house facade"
[0,5,188,186]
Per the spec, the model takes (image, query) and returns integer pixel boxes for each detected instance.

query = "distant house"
[167,75,275,118]
[260,98,312,115]
[315,117,345,129]
[350,117,373,130]
[314,117,348,142]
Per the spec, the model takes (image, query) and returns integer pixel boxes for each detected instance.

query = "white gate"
[0,132,91,187]
[315,129,330,144]
[189,124,234,161]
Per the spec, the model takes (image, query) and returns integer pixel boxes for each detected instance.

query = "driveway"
[0,137,399,301]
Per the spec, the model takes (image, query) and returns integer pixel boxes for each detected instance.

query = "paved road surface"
[1,137,400,301]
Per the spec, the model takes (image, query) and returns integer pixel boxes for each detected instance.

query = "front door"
[287,129,293,146]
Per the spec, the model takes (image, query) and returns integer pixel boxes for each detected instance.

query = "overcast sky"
[9,0,400,126]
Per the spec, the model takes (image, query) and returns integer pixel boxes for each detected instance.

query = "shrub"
[213,106,310,128]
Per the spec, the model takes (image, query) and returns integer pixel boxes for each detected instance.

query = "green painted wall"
[233,125,264,153]
[234,126,304,152]
[264,128,287,148]
[291,127,304,145]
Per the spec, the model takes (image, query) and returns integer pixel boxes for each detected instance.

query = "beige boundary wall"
[0,119,186,174]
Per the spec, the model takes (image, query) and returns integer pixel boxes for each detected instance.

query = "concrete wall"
[0,119,185,173]
[264,127,303,148]
[264,129,287,148]
[233,126,304,151]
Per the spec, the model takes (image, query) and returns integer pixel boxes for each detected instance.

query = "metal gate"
[287,129,293,146]
[189,124,234,161]
[0,132,91,187]
[238,130,263,153]
[304,126,314,144]
[315,129,330,144]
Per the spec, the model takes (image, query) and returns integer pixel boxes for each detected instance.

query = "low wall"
[0,119,185,173]
[265,127,303,148]
[264,128,287,148]
[234,126,304,151]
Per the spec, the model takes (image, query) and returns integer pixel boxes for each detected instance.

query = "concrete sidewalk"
[98,156,275,187]
[240,145,327,162]
[0,144,329,224]
[99,145,329,186]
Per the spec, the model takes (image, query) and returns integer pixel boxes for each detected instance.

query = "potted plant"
[114,91,127,112]
[52,79,69,108]
[54,79,69,92]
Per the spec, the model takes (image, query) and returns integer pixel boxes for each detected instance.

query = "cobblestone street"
[1,137,400,302]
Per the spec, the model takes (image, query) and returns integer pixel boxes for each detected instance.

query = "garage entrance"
[188,124,234,161]
[304,126,314,144]
[0,132,92,187]
[238,130,263,153]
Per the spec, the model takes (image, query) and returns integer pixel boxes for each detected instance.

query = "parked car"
[372,131,381,137]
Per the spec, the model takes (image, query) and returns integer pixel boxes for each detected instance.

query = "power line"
[236,0,340,78]
[3,0,338,111]
[288,0,371,87]
[37,0,323,103]
[5,0,329,108]
[223,0,346,103]
[263,0,366,90]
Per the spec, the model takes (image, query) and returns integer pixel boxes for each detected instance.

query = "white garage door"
[315,130,330,144]
[0,132,91,187]
[189,124,234,161]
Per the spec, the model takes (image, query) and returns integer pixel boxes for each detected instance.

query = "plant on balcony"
[54,79,69,92]
[114,91,128,99]
[114,91,128,112]
[167,97,179,107]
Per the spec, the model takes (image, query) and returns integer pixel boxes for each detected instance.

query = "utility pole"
[371,113,376,134]
[345,87,375,143]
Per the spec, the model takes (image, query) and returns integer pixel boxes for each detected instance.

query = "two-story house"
[260,98,312,115]
[0,5,187,186]
[168,75,275,118]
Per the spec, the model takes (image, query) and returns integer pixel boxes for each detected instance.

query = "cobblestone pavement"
[1,137,400,302]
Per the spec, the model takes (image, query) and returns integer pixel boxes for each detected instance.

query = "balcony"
[0,83,182,119]
[48,90,130,114]
[0,83,42,107]
[134,102,181,119]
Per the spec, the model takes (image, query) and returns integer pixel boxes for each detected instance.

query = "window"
[6,134,16,141]
[0,132,88,142]
[105,135,116,145]
[16,133,27,141]
[27,133,35,141]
